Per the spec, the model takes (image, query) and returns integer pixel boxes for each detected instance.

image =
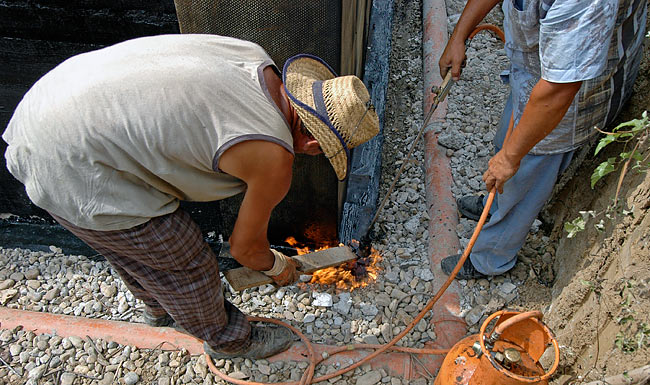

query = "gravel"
[0,0,559,383]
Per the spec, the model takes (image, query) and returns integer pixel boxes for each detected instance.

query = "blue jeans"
[469,93,574,275]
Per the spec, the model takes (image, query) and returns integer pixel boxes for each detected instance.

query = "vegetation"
[564,111,649,238]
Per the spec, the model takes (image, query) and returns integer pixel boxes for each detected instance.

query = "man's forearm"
[450,0,501,43]
[501,79,582,164]
[483,79,582,193]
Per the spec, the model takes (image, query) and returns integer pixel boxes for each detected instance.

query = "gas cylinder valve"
[471,341,483,358]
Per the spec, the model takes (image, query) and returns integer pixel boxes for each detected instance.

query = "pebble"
[25,268,40,280]
[124,371,139,385]
[356,370,382,385]
[465,306,484,326]
[60,373,76,385]
[312,292,333,307]
[99,372,114,385]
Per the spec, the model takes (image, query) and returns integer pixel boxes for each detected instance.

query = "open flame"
[285,237,382,291]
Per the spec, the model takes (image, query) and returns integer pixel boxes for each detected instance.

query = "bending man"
[3,34,379,359]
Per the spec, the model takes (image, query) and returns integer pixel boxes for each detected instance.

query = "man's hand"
[483,149,520,194]
[438,0,501,80]
[262,249,301,287]
[439,38,466,81]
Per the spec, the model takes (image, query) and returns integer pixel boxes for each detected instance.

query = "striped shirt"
[503,0,646,154]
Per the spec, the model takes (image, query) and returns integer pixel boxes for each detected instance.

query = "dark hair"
[300,121,315,139]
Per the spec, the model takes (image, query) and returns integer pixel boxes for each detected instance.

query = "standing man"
[3,34,379,359]
[438,0,646,279]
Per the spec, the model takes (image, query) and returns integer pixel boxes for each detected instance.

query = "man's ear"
[303,138,322,155]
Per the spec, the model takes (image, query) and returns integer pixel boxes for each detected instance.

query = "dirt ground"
[513,26,650,384]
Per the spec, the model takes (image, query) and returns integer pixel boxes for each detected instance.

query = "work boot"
[142,307,176,327]
[457,195,490,221]
[204,325,294,360]
[441,254,486,280]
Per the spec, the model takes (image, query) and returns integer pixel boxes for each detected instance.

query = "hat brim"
[282,55,351,180]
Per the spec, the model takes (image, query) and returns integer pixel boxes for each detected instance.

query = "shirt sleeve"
[540,0,618,83]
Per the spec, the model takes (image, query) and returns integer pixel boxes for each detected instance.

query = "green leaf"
[591,158,617,188]
[619,150,643,161]
[564,217,586,238]
[594,134,617,155]
[612,118,647,133]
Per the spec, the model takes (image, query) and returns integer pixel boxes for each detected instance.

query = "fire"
[285,237,383,291]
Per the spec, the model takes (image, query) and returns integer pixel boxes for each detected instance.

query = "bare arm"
[439,0,501,80]
[483,79,582,193]
[218,140,294,270]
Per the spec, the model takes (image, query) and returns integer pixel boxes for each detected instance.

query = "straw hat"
[282,54,379,180]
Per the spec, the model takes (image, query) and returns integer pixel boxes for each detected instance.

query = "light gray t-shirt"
[3,34,294,230]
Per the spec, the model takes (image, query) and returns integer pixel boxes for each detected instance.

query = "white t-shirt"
[3,34,294,230]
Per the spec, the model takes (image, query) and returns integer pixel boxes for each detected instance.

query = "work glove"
[262,249,301,287]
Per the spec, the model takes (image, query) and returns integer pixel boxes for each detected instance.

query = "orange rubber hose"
[205,24,506,385]
[493,310,543,335]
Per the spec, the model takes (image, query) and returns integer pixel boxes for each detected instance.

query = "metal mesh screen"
[173,0,341,73]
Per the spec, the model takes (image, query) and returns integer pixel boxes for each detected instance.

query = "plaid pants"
[52,210,251,351]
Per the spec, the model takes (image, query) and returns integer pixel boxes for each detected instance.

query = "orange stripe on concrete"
[0,307,204,354]
[422,0,467,372]
[1,307,444,379]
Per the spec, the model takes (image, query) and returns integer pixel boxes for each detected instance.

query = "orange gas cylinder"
[434,310,560,385]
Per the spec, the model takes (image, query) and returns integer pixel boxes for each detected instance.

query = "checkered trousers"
[51,209,251,351]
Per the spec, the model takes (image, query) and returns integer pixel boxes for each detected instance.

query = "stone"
[499,282,517,294]
[28,365,47,380]
[68,336,84,348]
[100,283,117,298]
[389,288,408,301]
[258,363,271,375]
[60,373,76,385]
[258,284,275,295]
[465,306,484,326]
[362,335,380,345]
[9,272,24,281]
[124,371,139,385]
[230,371,249,380]
[303,313,316,323]
[375,293,391,307]
[385,270,399,283]
[299,274,312,282]
[9,344,22,356]
[312,292,333,307]
[404,217,420,233]
[356,370,382,385]
[25,269,40,280]
[333,292,351,315]
[360,304,379,317]
[99,372,115,385]
[0,279,15,290]
[418,268,434,281]
[0,289,18,305]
